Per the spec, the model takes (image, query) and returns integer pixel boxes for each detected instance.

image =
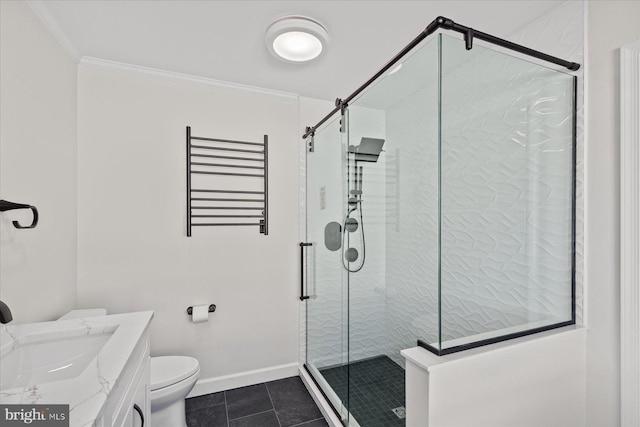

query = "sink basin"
[0,326,117,389]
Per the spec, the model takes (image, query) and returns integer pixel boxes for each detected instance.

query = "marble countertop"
[0,311,153,426]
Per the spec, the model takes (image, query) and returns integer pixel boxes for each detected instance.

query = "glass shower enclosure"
[303,33,576,427]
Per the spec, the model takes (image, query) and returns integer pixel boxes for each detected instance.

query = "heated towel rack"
[186,126,268,236]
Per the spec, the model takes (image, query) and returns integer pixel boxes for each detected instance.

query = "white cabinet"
[124,362,150,427]
[97,329,151,427]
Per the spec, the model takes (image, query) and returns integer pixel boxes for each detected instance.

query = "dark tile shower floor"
[320,355,405,427]
[186,376,328,427]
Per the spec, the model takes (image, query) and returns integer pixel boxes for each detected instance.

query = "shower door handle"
[299,242,312,301]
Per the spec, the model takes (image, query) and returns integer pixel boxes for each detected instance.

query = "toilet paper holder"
[187,304,216,315]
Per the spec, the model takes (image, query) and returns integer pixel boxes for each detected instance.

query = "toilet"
[150,356,200,427]
[58,310,200,427]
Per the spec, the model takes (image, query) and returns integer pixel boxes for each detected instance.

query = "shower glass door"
[304,116,350,424]
[304,24,576,425]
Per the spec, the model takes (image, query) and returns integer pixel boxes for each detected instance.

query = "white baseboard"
[188,362,299,397]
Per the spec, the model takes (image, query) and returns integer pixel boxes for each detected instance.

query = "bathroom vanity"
[0,311,153,426]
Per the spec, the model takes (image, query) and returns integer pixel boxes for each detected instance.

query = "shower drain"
[391,406,406,419]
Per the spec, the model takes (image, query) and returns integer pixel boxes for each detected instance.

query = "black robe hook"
[0,199,39,229]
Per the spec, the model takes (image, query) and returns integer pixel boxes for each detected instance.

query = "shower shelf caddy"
[186,126,268,236]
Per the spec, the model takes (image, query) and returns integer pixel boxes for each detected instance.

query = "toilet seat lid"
[151,356,200,391]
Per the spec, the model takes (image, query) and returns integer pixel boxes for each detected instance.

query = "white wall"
[0,1,78,324]
[76,64,300,385]
[586,2,640,426]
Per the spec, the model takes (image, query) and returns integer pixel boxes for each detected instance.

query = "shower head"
[349,137,385,163]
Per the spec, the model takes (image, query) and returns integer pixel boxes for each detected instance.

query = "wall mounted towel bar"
[0,199,39,229]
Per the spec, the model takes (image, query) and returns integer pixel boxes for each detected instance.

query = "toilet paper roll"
[191,305,210,323]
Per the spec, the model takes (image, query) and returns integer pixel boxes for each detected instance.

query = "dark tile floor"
[186,376,328,427]
[320,356,405,427]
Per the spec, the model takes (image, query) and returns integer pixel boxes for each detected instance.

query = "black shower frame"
[303,16,580,357]
[302,16,580,139]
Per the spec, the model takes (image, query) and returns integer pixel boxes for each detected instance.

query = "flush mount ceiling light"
[266,16,329,63]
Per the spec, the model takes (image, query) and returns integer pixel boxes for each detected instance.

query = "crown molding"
[24,0,298,99]
[78,57,299,99]
[25,0,80,62]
